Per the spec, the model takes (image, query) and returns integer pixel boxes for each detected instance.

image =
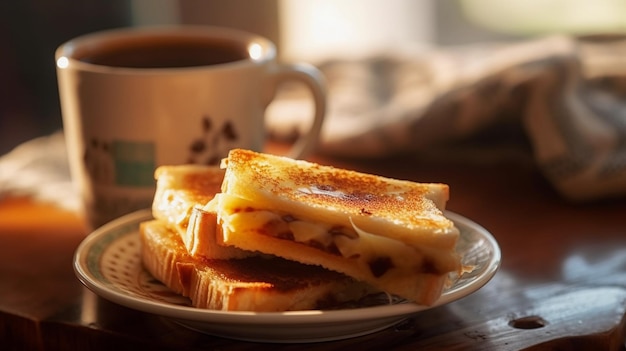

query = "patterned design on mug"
[83,138,155,187]
[84,138,115,185]
[187,115,239,165]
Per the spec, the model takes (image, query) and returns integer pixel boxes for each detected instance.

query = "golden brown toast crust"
[140,220,376,311]
[222,149,452,230]
[152,165,224,232]
[154,165,224,207]
[222,149,456,241]
[214,149,461,305]
[151,165,251,259]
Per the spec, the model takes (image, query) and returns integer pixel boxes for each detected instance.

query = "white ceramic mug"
[56,25,326,229]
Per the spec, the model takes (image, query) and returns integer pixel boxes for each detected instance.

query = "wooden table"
[2,146,626,350]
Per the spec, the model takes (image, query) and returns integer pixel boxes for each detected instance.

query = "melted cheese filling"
[210,194,458,279]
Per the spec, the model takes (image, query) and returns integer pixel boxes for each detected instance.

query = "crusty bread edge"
[140,220,377,311]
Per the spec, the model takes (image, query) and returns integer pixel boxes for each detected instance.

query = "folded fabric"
[266,35,626,202]
[0,131,79,211]
[2,36,625,205]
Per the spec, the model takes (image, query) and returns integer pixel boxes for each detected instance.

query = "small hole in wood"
[509,315,547,329]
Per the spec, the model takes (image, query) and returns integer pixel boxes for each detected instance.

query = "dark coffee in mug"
[78,37,249,68]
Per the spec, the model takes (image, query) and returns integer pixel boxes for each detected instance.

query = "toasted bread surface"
[140,220,376,311]
[211,149,461,305]
[152,164,224,232]
[219,149,458,248]
[152,165,251,259]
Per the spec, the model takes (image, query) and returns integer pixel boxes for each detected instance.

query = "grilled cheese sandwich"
[202,149,462,305]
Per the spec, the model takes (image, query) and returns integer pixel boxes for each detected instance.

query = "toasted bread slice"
[206,149,461,305]
[140,219,376,311]
[152,165,251,259]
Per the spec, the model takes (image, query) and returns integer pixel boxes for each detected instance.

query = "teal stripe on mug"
[113,140,155,187]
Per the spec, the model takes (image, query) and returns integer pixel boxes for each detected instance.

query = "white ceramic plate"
[74,209,500,343]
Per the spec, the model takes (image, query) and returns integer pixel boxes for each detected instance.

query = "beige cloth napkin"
[2,36,625,205]
[267,35,626,202]
[0,131,79,210]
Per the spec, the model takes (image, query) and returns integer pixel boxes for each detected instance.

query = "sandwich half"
[152,164,251,259]
[140,219,376,311]
[204,149,462,306]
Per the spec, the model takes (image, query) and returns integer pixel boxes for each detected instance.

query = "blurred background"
[1,0,624,155]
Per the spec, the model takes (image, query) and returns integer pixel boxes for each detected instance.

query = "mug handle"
[267,63,327,159]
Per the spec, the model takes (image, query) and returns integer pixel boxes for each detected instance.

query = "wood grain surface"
[1,147,625,350]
